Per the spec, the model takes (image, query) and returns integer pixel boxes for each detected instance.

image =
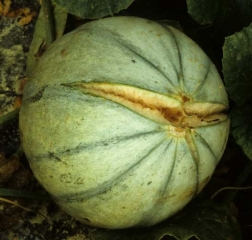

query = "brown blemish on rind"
[181,95,191,102]
[179,188,195,200]
[60,49,67,57]
[157,187,195,203]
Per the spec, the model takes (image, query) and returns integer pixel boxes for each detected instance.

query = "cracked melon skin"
[19,16,229,229]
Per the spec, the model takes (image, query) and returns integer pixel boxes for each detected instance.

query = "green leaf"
[53,1,69,39]
[233,0,252,26]
[222,24,252,106]
[231,105,252,161]
[90,201,242,240]
[26,0,67,76]
[248,0,252,7]
[186,0,221,25]
[54,0,134,19]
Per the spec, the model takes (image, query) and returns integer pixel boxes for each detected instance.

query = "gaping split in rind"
[64,82,228,128]
[19,16,230,229]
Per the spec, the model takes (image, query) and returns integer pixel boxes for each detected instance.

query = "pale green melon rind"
[191,119,230,194]
[22,16,228,106]
[20,85,228,228]
[52,121,230,229]
[20,16,230,229]
[52,137,199,228]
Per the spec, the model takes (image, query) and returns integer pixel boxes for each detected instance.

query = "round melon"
[19,16,229,229]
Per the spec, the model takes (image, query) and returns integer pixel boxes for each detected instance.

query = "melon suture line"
[62,82,228,128]
[19,17,230,229]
